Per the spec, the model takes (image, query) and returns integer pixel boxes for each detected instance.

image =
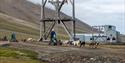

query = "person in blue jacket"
[11,32,17,42]
[49,29,57,45]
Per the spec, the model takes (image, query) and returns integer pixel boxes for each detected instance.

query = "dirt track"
[7,42,125,63]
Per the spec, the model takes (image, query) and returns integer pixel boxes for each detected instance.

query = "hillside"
[0,0,93,40]
[0,0,124,41]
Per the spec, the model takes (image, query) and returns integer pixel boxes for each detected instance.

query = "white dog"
[72,40,80,46]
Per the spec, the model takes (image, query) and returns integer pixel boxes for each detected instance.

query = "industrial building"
[76,25,120,43]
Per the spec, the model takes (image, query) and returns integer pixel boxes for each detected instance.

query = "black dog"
[80,41,85,47]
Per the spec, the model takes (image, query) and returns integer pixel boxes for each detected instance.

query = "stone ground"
[1,41,125,63]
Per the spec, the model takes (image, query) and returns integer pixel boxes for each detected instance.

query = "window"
[90,37,94,40]
[110,34,112,36]
[112,37,116,40]
[109,26,112,29]
[90,38,92,40]
[107,37,110,40]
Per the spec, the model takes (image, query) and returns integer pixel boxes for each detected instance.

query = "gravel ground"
[6,42,125,63]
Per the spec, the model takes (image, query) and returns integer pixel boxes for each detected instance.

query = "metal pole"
[43,21,46,39]
[56,0,60,39]
[40,0,44,40]
[61,21,72,39]
[92,26,94,42]
[40,22,42,41]
[40,0,46,41]
[72,0,76,41]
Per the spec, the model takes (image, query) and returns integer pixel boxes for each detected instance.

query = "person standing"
[11,32,17,42]
[49,29,57,46]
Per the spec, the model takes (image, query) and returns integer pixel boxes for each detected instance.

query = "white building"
[75,34,85,42]
[76,25,120,43]
[104,25,119,42]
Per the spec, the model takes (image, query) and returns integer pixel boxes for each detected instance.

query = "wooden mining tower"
[39,0,76,41]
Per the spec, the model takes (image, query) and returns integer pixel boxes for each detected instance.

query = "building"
[76,25,120,43]
[104,25,120,42]
[75,34,85,42]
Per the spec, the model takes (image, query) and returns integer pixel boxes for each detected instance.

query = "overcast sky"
[28,0,125,34]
